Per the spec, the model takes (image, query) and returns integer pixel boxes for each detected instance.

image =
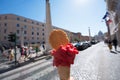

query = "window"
[24,25,27,28]
[32,27,34,30]
[32,37,34,39]
[4,36,7,40]
[24,19,27,22]
[37,42,40,44]
[4,23,7,26]
[17,30,19,34]
[17,17,20,20]
[42,24,44,27]
[16,24,20,27]
[37,22,39,25]
[5,16,7,19]
[32,32,34,35]
[42,33,44,36]
[37,32,39,35]
[17,36,20,39]
[42,29,44,31]
[24,31,27,34]
[37,28,39,30]
[24,37,27,40]
[4,29,7,33]
[0,17,1,20]
[32,42,35,44]
[37,37,39,40]
[32,21,34,24]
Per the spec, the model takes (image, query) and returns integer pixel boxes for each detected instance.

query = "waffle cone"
[57,66,70,80]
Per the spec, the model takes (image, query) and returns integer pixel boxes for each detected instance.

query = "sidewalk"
[0,50,51,74]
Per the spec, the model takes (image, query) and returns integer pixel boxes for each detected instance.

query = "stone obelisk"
[45,0,53,51]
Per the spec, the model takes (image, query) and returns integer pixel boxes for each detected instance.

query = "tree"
[8,33,16,42]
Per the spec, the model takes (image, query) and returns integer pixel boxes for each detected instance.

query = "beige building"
[105,0,120,46]
[0,14,46,46]
[0,14,83,46]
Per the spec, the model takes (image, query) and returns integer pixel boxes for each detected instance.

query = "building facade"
[0,14,46,46]
[105,0,120,46]
[0,14,83,46]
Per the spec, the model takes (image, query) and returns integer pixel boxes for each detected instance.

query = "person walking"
[112,38,118,51]
[42,44,45,50]
[9,47,14,61]
[35,46,39,57]
[19,47,25,62]
[24,48,28,60]
[108,40,112,51]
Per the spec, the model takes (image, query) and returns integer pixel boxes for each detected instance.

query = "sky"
[0,0,107,36]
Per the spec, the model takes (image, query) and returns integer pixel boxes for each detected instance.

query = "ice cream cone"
[57,66,70,80]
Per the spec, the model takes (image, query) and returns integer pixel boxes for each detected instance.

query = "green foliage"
[74,38,80,42]
[8,33,16,42]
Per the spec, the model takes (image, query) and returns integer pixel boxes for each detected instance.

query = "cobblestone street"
[0,42,120,80]
[71,42,120,80]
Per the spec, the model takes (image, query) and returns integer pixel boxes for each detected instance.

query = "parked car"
[83,41,92,47]
[91,40,96,44]
[74,42,84,51]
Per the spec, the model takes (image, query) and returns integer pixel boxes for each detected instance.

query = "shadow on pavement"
[110,51,117,54]
[116,50,120,53]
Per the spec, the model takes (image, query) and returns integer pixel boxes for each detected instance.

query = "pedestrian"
[20,47,24,56]
[112,38,118,51]
[42,44,45,50]
[9,48,14,61]
[24,48,28,60]
[19,47,25,61]
[35,46,39,54]
[28,46,31,55]
[108,40,112,51]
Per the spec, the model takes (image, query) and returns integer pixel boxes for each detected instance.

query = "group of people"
[2,43,46,62]
[18,44,46,62]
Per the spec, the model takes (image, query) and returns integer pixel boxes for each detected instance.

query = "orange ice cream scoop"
[49,29,69,50]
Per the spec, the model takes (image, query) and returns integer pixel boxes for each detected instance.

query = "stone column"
[88,27,91,41]
[45,0,53,51]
